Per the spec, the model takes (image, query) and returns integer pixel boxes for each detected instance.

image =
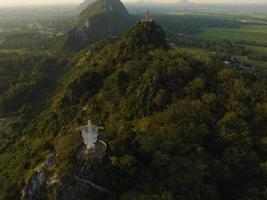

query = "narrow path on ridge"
[74,175,109,193]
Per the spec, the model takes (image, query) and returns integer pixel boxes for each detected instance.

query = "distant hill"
[65,0,132,52]
[78,0,97,10]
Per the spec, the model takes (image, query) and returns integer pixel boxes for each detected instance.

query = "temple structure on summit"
[142,10,153,23]
[79,121,107,156]
[145,10,152,22]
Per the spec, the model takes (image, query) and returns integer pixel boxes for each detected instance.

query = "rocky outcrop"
[22,171,45,200]
[75,157,109,193]
[64,0,132,52]
[52,156,108,200]
[147,74,160,100]
[79,0,97,10]
[22,153,108,200]
[22,155,56,200]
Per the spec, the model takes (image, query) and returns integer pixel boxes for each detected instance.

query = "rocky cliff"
[65,0,132,52]
[79,0,97,10]
[22,151,108,200]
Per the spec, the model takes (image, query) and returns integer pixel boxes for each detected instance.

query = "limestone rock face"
[54,158,93,200]
[65,0,132,52]
[52,156,108,200]
[22,155,56,200]
[22,171,45,200]
[79,0,97,10]
[22,153,108,200]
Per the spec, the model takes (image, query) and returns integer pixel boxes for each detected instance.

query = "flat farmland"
[198,25,267,43]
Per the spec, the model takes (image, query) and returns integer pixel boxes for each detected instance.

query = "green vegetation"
[0,6,76,51]
[2,16,267,199]
[199,25,267,43]
[154,14,240,35]
[169,18,267,78]
[0,52,67,199]
[1,2,267,200]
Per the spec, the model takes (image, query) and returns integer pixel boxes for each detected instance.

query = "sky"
[0,0,266,7]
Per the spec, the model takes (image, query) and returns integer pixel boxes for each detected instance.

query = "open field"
[198,25,267,43]
[247,45,267,54]
[175,47,215,55]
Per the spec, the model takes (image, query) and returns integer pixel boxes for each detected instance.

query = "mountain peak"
[79,0,97,10]
[78,0,130,27]
[64,0,131,52]
[124,13,169,50]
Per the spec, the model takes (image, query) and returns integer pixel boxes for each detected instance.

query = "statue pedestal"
[81,140,107,160]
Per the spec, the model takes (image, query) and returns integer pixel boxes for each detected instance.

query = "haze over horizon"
[0,0,266,7]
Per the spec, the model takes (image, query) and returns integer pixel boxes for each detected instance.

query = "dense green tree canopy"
[1,19,267,200]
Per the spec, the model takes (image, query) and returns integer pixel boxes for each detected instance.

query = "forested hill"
[1,17,267,200]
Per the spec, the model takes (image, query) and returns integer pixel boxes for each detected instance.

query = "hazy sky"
[0,0,266,7]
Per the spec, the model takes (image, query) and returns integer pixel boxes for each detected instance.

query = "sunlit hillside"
[1,1,267,200]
